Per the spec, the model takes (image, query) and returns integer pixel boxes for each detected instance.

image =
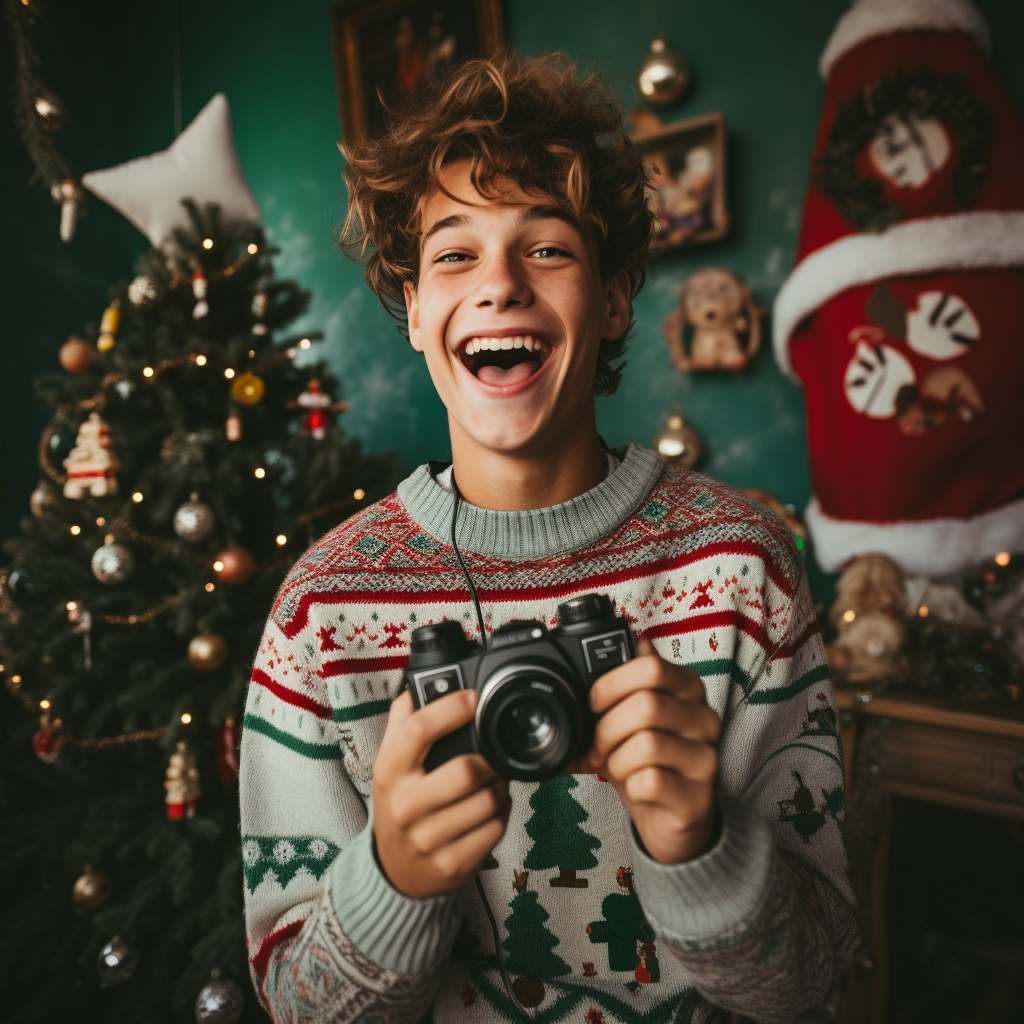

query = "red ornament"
[288,379,349,440]
[59,336,96,374]
[215,717,241,787]
[213,547,256,585]
[33,724,64,763]
[634,964,651,984]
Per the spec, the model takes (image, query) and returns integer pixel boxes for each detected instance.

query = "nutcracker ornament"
[289,379,349,439]
[192,269,209,319]
[165,741,201,819]
[773,0,1024,576]
[63,412,119,498]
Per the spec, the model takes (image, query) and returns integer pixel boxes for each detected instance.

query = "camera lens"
[504,697,557,757]
[476,662,582,780]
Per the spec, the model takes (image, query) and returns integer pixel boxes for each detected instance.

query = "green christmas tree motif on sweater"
[524,775,601,887]
[502,870,570,1008]
[586,867,659,985]
[777,770,827,843]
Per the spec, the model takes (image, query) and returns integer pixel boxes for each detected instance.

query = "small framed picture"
[634,112,730,253]
[331,0,505,146]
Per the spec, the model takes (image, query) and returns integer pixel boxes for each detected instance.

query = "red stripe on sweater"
[320,654,409,678]
[641,610,819,659]
[249,668,332,720]
[278,539,795,638]
[250,919,304,979]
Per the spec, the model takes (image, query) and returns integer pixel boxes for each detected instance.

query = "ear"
[403,280,424,353]
[602,269,632,341]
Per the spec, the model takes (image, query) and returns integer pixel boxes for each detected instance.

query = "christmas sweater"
[239,444,858,1024]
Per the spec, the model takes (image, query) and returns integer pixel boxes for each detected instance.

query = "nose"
[474,248,533,311]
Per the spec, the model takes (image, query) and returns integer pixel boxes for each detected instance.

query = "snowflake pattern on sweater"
[240,448,858,1024]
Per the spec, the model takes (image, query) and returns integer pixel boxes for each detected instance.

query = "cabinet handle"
[1014,765,1024,794]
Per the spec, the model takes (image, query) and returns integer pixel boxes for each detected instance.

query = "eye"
[434,251,472,264]
[529,246,573,259]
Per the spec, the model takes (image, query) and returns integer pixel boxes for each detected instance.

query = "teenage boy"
[240,51,857,1024]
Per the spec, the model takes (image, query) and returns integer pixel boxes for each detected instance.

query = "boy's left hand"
[585,638,722,865]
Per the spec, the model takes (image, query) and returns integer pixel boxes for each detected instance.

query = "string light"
[66,601,77,611]
[132,491,144,503]
[247,243,258,254]
[919,605,930,618]
[275,534,287,546]
[205,582,215,593]
[254,467,266,479]
[195,355,207,366]
[70,525,81,535]
[842,609,855,623]
[11,674,21,684]
[143,366,155,378]
[299,338,311,349]
[213,560,225,572]
[224,368,235,379]
[202,238,214,250]
[995,551,1011,567]
[40,699,50,710]
[95,517,106,526]
[353,488,365,500]
[180,712,193,724]
[287,348,297,359]
[0,664,4,673]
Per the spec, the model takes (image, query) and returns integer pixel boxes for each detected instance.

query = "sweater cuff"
[626,793,776,945]
[330,823,462,974]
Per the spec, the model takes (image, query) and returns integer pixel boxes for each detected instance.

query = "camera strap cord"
[450,477,536,1023]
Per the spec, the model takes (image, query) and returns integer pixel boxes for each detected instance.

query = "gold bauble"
[73,866,112,911]
[653,414,702,469]
[97,334,115,353]
[231,373,265,407]
[636,39,690,107]
[188,633,229,671]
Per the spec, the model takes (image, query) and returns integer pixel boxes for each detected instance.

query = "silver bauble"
[96,936,139,983]
[173,497,216,542]
[91,542,135,584]
[195,974,244,1024]
[128,275,161,307]
[636,39,690,107]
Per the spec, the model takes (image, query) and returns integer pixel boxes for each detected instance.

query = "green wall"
[6,1,1024,583]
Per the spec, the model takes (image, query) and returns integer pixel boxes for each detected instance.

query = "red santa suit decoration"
[773,0,1024,576]
[289,379,349,440]
[63,412,120,499]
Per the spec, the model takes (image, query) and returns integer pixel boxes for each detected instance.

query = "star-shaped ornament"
[82,93,260,248]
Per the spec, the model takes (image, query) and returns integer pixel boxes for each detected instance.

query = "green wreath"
[815,68,993,233]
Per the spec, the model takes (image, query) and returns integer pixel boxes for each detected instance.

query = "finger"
[590,690,721,764]
[390,754,501,827]
[621,766,715,826]
[603,731,718,789]
[379,688,477,774]
[589,649,706,715]
[432,815,510,884]
[407,781,510,855]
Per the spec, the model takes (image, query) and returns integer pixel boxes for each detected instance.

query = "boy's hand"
[372,689,511,899]
[587,638,721,865]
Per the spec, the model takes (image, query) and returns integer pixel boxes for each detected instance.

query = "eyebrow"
[419,205,581,251]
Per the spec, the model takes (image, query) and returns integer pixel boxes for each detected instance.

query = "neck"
[447,416,607,512]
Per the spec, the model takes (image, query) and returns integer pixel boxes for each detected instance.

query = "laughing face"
[404,161,631,467]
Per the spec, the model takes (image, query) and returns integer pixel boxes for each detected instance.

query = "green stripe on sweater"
[332,699,391,723]
[243,713,343,759]
[747,663,830,705]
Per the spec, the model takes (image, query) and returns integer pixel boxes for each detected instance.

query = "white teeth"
[513,337,524,349]
[462,335,546,357]
[524,337,535,352]
[500,337,513,350]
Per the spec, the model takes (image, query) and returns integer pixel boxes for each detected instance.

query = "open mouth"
[458,335,552,387]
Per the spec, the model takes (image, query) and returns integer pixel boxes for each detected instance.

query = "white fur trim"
[820,0,989,80]
[805,494,1024,575]
[772,210,1024,378]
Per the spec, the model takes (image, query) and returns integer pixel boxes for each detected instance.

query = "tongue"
[477,361,537,386]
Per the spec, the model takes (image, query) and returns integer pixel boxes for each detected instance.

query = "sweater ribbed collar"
[396,443,664,560]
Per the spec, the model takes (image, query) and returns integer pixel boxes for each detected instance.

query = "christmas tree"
[0,190,396,1022]
[523,774,601,887]
[502,870,570,1008]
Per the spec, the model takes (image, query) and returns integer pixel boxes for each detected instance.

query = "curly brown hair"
[338,49,653,396]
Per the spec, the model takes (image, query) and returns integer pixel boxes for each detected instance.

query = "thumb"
[636,636,658,659]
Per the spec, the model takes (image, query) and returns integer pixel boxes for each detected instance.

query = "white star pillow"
[82,93,261,248]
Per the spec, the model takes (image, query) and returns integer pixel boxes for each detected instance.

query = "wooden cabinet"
[835,690,1024,1024]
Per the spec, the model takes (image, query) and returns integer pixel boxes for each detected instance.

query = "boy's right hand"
[372,688,510,898]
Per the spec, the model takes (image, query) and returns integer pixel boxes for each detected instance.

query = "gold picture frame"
[331,0,505,146]
[634,112,730,253]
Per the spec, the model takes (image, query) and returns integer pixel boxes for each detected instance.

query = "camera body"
[404,593,635,781]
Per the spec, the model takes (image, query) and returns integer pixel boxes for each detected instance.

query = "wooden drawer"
[874,719,1024,814]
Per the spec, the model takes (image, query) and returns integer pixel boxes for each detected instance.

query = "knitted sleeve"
[239,609,461,1023]
[628,523,859,1023]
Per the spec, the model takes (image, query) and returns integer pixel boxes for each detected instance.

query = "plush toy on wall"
[664,267,760,371]
[772,0,1024,577]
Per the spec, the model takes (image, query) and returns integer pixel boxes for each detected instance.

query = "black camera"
[404,593,635,781]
